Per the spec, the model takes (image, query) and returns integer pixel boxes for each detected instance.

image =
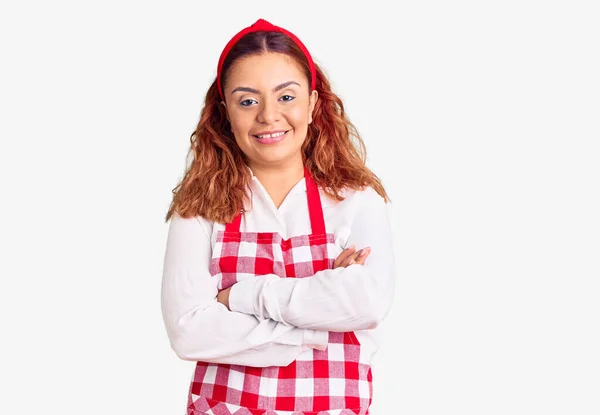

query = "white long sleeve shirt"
[161,175,396,368]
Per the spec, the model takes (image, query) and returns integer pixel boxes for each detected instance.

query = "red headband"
[216,18,317,100]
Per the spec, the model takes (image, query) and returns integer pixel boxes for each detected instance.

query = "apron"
[187,168,373,415]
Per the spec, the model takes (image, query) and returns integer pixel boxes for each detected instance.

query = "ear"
[308,90,318,124]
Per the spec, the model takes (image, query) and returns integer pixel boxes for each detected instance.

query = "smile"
[253,130,289,144]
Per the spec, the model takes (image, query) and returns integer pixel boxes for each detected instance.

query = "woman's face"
[223,52,318,171]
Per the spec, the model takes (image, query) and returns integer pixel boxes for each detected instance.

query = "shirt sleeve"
[228,187,397,332]
[161,213,328,367]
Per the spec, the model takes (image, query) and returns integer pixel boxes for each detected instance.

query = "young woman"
[161,18,396,415]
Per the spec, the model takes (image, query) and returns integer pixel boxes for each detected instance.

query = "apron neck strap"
[225,167,326,234]
[225,211,242,232]
[304,166,326,235]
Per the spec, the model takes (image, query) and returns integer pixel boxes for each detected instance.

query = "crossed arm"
[161,189,395,366]
[224,189,396,332]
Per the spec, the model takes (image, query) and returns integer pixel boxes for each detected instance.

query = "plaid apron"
[187,169,373,415]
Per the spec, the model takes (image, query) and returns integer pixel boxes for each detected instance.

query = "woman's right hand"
[333,245,371,268]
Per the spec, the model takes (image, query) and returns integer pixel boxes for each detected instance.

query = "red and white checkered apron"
[187,169,372,415]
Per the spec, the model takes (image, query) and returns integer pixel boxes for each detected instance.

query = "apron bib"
[187,169,372,415]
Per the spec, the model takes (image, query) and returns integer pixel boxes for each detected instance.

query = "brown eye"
[279,95,295,102]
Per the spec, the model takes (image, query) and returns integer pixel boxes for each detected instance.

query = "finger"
[340,249,364,267]
[353,247,371,265]
[342,247,371,267]
[334,245,356,267]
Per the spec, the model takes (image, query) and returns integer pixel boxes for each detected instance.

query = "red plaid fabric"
[210,233,335,290]
[188,170,372,415]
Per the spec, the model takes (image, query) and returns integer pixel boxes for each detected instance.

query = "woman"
[161,18,396,415]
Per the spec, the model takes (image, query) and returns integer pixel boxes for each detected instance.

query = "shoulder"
[168,211,215,240]
[323,185,387,212]
[321,186,389,230]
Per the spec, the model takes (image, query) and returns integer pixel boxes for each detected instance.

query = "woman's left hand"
[334,246,371,268]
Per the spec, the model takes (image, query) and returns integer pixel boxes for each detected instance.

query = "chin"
[252,150,301,167]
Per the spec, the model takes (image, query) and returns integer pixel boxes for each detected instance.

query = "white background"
[1,0,598,414]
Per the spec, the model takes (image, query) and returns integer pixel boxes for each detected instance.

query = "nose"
[256,97,280,124]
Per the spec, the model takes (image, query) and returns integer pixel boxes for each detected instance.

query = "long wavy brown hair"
[165,31,389,223]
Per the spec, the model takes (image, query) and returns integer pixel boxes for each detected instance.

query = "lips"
[253,130,289,144]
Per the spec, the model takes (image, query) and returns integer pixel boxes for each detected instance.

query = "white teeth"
[257,131,285,139]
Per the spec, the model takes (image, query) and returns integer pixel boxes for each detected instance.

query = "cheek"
[229,112,252,135]
[285,106,310,127]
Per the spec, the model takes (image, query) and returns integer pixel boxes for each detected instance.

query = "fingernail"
[358,247,369,257]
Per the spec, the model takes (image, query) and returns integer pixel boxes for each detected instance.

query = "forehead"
[226,52,307,89]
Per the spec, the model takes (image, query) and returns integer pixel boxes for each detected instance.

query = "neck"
[250,159,304,209]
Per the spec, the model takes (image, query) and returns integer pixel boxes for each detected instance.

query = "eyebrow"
[230,81,301,95]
